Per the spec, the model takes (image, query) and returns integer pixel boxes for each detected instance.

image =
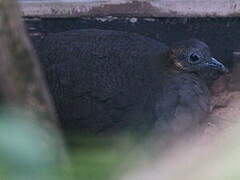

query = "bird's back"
[33,29,169,132]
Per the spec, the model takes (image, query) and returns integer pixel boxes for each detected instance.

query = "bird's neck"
[150,50,174,72]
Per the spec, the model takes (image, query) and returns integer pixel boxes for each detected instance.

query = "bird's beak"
[204,57,229,73]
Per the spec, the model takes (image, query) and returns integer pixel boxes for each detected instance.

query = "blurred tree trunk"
[0,0,57,121]
[0,0,67,158]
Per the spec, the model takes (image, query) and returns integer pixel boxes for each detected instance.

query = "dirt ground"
[206,52,240,135]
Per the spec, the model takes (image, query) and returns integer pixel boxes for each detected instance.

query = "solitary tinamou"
[32,29,227,134]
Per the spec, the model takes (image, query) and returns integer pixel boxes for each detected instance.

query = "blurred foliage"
[66,135,137,180]
[0,107,138,180]
[2,107,240,180]
[0,108,63,180]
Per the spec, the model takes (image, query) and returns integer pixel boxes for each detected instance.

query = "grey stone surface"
[20,0,240,18]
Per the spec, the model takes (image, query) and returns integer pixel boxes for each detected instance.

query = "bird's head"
[169,39,228,74]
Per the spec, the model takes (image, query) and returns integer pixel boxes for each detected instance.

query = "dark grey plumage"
[32,29,226,133]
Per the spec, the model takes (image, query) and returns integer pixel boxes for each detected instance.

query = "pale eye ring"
[189,53,200,64]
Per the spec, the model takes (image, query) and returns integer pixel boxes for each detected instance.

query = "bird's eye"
[189,53,200,64]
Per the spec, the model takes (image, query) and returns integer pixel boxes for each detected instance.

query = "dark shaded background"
[25,17,240,68]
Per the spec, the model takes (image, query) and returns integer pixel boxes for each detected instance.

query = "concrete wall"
[20,0,240,18]
[23,0,240,69]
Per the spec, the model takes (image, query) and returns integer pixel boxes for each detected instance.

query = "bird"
[32,29,228,134]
